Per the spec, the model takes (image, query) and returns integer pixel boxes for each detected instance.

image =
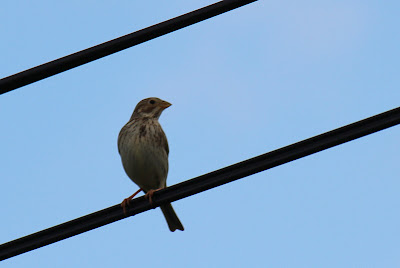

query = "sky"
[1,0,400,267]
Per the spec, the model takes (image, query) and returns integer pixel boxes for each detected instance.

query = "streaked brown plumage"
[118,97,184,232]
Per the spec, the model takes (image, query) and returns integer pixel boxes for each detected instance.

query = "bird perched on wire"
[118,97,184,232]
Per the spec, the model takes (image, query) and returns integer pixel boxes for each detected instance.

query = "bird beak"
[159,101,172,109]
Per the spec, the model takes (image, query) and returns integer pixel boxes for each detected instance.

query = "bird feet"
[121,188,143,216]
[144,188,163,204]
[121,188,163,215]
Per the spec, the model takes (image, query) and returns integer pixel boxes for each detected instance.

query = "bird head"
[131,97,172,120]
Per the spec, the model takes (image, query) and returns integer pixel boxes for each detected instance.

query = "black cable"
[1,106,400,261]
[0,0,257,94]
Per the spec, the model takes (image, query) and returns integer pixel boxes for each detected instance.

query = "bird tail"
[160,203,184,232]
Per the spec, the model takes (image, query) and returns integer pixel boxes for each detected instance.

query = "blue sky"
[1,0,400,267]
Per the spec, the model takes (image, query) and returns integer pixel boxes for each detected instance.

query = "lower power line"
[1,106,400,261]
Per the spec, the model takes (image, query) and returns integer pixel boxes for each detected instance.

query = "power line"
[1,106,400,261]
[0,0,257,94]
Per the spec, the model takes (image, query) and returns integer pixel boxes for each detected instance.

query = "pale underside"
[118,119,169,192]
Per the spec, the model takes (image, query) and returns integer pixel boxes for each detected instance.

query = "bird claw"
[121,198,131,216]
[144,188,162,204]
[121,188,143,216]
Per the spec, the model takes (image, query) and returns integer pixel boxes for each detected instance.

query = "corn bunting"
[118,97,184,232]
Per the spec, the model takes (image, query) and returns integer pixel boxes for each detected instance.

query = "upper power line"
[1,105,400,261]
[0,0,257,94]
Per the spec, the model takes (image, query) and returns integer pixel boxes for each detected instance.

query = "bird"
[117,97,184,232]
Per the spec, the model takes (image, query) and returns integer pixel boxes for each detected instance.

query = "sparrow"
[118,97,184,232]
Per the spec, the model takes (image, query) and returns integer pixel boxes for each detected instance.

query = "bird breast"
[118,119,169,191]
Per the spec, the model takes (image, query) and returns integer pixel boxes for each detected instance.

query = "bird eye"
[149,100,156,105]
